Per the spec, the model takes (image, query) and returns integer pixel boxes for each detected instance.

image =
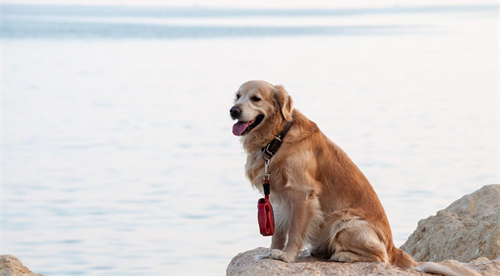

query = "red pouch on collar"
[257,191,275,236]
[257,197,274,236]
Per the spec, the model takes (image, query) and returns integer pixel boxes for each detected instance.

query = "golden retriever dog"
[230,80,479,276]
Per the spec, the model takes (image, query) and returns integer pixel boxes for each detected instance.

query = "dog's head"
[230,80,293,137]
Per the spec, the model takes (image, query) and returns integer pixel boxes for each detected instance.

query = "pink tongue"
[232,121,250,136]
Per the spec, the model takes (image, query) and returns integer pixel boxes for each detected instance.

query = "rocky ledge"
[227,247,499,276]
[0,255,42,276]
[227,184,500,276]
[401,184,500,263]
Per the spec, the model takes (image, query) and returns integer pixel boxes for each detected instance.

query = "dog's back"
[287,110,395,262]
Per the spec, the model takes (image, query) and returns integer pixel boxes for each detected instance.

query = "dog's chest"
[245,152,265,187]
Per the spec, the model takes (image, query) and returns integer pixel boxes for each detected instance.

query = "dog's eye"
[236,94,241,100]
[251,96,261,102]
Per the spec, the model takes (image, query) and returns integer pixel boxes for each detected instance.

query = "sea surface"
[2,3,498,275]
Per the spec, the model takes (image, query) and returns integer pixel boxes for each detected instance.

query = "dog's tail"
[390,247,416,269]
[414,261,480,276]
[391,247,480,276]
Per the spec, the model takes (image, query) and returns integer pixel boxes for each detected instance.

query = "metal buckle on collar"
[263,173,270,181]
[262,144,274,159]
[263,159,270,181]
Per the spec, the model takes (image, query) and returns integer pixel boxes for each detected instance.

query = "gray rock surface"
[226,247,500,276]
[0,255,42,276]
[401,184,500,262]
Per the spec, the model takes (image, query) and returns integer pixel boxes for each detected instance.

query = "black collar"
[261,120,293,160]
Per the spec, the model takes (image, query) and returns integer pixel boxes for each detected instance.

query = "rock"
[227,247,426,276]
[227,247,500,276]
[0,255,42,276]
[466,257,500,276]
[401,184,500,263]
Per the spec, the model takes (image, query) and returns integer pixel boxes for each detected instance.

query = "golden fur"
[231,80,479,276]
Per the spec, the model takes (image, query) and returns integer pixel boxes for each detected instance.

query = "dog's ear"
[273,85,293,121]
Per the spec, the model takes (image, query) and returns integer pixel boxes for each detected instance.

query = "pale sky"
[2,0,497,8]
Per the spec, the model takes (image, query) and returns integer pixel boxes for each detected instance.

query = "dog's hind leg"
[331,250,382,263]
[320,210,389,264]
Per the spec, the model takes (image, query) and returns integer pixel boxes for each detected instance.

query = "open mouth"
[232,114,265,136]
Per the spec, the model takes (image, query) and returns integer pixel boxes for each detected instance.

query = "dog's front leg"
[269,190,313,263]
[270,227,287,250]
[270,203,288,250]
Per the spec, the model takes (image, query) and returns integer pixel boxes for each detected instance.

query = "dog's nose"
[230,106,241,119]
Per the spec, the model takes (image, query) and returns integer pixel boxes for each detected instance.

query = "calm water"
[2,4,498,275]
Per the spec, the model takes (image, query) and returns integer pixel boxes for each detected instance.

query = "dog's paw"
[298,249,311,258]
[269,249,296,263]
[254,250,272,262]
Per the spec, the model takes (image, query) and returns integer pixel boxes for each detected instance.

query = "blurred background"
[2,0,498,275]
